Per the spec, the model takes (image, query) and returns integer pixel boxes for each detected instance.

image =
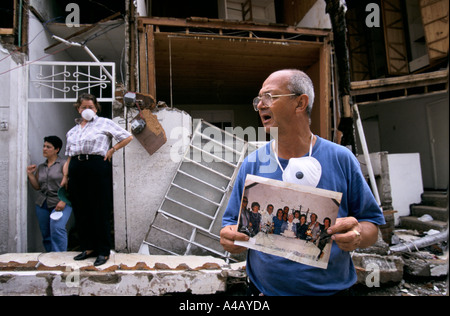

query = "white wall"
[114,107,192,253]
[0,44,28,253]
[387,153,424,224]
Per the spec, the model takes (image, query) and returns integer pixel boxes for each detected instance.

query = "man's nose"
[257,99,268,110]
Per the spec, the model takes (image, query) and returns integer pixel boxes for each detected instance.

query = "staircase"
[139,120,256,260]
[400,190,449,232]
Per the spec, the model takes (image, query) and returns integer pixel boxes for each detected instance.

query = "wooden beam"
[138,26,148,94]
[156,31,325,49]
[320,38,331,140]
[128,4,137,92]
[146,25,156,98]
[0,28,14,35]
[350,69,448,95]
[138,17,330,38]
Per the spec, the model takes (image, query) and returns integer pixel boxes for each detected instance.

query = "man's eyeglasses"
[252,93,298,111]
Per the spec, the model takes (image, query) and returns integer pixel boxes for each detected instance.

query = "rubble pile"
[352,228,448,296]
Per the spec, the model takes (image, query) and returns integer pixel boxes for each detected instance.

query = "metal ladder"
[139,120,255,260]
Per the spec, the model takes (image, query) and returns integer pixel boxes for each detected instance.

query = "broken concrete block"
[402,251,448,278]
[355,237,390,255]
[0,272,53,295]
[352,253,404,286]
[430,260,448,277]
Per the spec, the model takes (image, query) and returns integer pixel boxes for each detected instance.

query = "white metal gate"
[140,120,256,261]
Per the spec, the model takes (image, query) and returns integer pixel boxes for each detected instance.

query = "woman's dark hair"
[74,93,101,112]
[44,135,63,154]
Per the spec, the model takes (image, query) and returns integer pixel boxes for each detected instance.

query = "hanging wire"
[0,45,71,76]
[1,12,124,76]
[0,15,64,65]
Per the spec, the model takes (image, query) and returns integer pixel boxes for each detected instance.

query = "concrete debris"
[0,252,246,296]
[402,251,448,278]
[355,236,390,256]
[352,228,448,295]
[354,279,448,296]
[0,252,228,272]
[352,253,404,285]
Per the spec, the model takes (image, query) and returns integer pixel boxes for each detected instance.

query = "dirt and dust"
[352,277,448,296]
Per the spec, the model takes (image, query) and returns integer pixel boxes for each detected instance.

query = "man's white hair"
[284,69,315,117]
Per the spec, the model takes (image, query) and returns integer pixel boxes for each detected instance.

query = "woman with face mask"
[62,93,133,266]
[27,136,72,252]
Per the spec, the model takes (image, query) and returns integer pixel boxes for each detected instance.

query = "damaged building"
[0,0,448,295]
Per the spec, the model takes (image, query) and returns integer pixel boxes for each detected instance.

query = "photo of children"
[235,174,342,269]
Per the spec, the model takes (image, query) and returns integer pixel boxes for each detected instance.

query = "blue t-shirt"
[222,136,385,296]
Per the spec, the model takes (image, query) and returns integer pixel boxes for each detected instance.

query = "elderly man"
[220,69,385,296]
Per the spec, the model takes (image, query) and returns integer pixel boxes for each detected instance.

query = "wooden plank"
[351,69,448,90]
[128,4,137,92]
[138,27,148,94]
[420,0,449,62]
[146,25,156,99]
[0,28,14,35]
[350,69,448,96]
[381,0,409,75]
[320,41,331,140]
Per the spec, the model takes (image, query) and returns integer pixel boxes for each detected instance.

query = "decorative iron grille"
[28,61,115,102]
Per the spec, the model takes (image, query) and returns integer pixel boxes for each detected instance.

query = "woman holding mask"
[27,136,72,252]
[62,93,133,266]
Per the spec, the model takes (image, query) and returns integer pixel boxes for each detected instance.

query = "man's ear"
[295,94,309,112]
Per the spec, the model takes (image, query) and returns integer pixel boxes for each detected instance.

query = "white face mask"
[282,156,322,187]
[273,134,322,188]
[81,109,96,121]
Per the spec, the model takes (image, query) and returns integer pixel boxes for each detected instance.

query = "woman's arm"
[60,156,71,189]
[104,135,134,162]
[27,164,40,190]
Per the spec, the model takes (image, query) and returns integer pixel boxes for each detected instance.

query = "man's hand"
[220,225,250,254]
[327,217,378,252]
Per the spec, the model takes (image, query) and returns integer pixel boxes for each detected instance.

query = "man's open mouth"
[260,113,272,123]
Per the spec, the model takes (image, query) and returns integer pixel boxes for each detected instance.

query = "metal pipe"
[51,35,114,82]
[354,103,382,208]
